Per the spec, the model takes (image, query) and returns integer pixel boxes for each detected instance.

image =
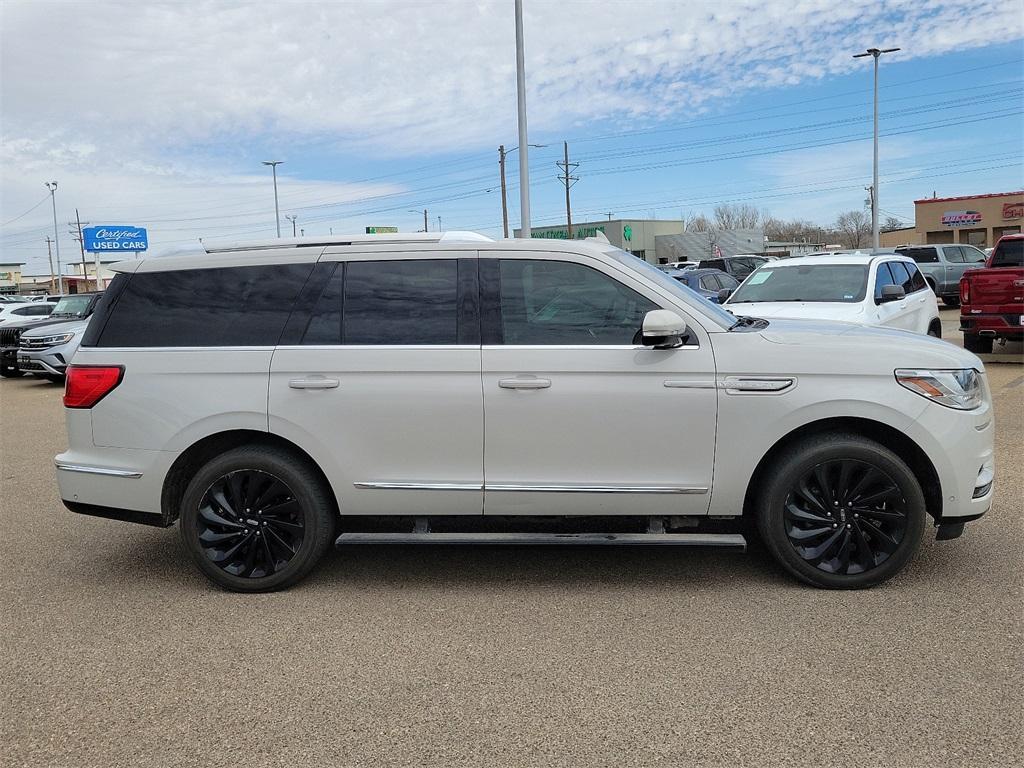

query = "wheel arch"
[742,417,943,522]
[928,318,942,338]
[161,429,339,524]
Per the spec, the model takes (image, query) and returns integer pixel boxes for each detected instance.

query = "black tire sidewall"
[179,447,335,592]
[757,435,926,589]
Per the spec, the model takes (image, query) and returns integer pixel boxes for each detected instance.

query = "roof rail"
[201,231,493,254]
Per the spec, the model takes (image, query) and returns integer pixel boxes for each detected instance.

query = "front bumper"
[17,350,67,376]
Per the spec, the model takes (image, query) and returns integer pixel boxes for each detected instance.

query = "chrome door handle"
[498,377,551,389]
[289,377,340,390]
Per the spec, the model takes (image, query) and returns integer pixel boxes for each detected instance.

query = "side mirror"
[717,288,733,304]
[877,284,905,304]
[641,309,688,349]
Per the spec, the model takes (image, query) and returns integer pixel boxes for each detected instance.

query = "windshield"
[728,264,868,303]
[51,295,92,316]
[991,239,1023,268]
[603,246,739,328]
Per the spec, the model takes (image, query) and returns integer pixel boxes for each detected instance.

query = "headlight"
[29,332,76,346]
[895,368,984,410]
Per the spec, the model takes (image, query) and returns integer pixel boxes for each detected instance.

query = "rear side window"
[897,247,939,264]
[906,263,928,293]
[92,264,313,347]
[699,275,719,291]
[991,239,1024,268]
[302,259,461,345]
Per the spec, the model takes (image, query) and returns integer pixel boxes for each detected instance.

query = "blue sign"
[83,225,148,252]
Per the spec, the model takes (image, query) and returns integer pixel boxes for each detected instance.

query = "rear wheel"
[179,446,335,592]
[963,333,993,354]
[941,296,960,308]
[756,433,926,589]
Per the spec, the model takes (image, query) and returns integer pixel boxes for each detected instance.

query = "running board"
[335,531,746,550]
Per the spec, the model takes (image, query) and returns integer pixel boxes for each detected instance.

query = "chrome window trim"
[277,345,481,351]
[482,344,700,351]
[54,462,143,479]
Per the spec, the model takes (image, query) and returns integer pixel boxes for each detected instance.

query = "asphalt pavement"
[2,309,1022,768]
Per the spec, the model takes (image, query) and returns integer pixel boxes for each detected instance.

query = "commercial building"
[0,262,25,295]
[881,191,1023,249]
[515,219,684,263]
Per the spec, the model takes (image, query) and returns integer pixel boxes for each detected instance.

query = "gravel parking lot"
[3,311,1022,768]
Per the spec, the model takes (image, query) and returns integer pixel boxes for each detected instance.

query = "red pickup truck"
[959,233,1024,353]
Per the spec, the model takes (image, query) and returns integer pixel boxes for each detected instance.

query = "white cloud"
[1,0,1021,271]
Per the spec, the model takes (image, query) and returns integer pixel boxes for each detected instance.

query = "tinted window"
[719,273,740,290]
[897,247,939,264]
[94,263,312,347]
[302,263,343,344]
[699,275,719,291]
[887,261,913,293]
[15,305,51,316]
[874,263,898,300]
[944,246,966,264]
[906,263,928,293]
[960,245,988,263]
[344,259,458,345]
[700,259,725,271]
[498,259,657,345]
[991,239,1024,268]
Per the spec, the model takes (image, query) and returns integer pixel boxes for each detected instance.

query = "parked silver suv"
[56,233,994,592]
[895,244,987,307]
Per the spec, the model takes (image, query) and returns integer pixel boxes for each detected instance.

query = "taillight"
[64,365,124,408]
[959,277,969,305]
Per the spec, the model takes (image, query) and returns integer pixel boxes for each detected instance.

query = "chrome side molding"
[355,481,708,495]
[54,462,143,479]
[354,482,483,491]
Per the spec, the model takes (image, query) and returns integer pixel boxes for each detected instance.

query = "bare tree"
[834,210,872,249]
[762,215,828,244]
[683,213,715,233]
[881,215,907,232]
[713,203,760,230]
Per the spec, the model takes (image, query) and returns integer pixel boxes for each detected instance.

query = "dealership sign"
[365,226,398,234]
[1003,202,1024,220]
[941,210,982,228]
[83,226,149,252]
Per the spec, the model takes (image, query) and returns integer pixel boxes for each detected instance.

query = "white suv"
[56,233,995,592]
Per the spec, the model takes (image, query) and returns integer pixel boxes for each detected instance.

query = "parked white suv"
[56,233,995,592]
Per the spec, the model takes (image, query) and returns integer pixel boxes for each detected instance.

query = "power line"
[1,193,50,227]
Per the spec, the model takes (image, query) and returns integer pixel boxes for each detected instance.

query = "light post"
[853,46,900,250]
[262,161,284,237]
[408,209,428,232]
[514,0,532,238]
[498,143,546,238]
[285,214,298,237]
[44,182,63,296]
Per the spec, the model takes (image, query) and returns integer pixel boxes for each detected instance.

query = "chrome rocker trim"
[54,462,143,479]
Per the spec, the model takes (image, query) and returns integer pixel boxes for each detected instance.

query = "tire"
[925,279,937,295]
[0,366,24,378]
[927,322,941,339]
[941,296,960,308]
[179,446,336,592]
[755,433,926,589]
[963,333,993,354]
[42,374,65,384]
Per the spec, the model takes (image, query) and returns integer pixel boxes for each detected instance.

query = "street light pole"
[44,182,63,296]
[262,161,284,237]
[514,0,532,238]
[498,143,546,238]
[853,47,899,250]
[285,214,298,237]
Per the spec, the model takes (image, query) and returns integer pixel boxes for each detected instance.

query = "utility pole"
[499,145,509,238]
[45,237,55,293]
[285,214,298,237]
[44,182,63,296]
[853,46,899,250]
[70,210,91,289]
[604,212,613,221]
[556,141,579,239]
[262,161,284,237]
[514,0,532,237]
[437,215,442,232]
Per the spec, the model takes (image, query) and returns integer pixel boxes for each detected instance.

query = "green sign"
[623,224,632,242]
[365,226,398,234]
[531,225,606,240]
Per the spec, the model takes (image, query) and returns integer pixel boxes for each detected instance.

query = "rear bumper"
[960,313,1023,337]
[54,446,174,516]
[63,499,171,527]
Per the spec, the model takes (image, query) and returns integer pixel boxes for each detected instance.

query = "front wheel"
[756,433,926,589]
[179,446,336,592]
[0,365,24,378]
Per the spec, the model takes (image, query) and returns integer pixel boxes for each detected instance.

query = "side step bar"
[336,531,746,550]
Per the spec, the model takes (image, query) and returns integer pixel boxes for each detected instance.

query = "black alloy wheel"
[783,459,908,576]
[756,433,926,589]
[179,446,335,592]
[196,470,305,579]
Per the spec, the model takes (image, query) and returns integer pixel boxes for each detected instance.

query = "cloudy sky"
[1,0,1022,274]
